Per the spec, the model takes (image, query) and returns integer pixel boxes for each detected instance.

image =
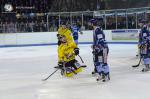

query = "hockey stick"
[78,55,84,63]
[42,69,59,81]
[132,43,143,68]
[132,57,142,67]
[77,55,87,68]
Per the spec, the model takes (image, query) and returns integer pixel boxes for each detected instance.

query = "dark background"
[0,0,150,13]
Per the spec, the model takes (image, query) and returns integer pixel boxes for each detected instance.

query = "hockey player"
[90,18,109,82]
[57,35,83,77]
[134,20,149,59]
[138,19,150,72]
[92,39,110,82]
[139,38,150,72]
[70,22,83,45]
[90,18,106,75]
[139,19,149,44]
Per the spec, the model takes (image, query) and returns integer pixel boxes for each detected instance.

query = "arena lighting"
[4,4,13,12]
[16,13,21,19]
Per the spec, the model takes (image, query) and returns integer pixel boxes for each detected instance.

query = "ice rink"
[0,44,150,99]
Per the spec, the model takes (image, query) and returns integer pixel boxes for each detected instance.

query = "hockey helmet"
[60,21,67,25]
[90,18,98,26]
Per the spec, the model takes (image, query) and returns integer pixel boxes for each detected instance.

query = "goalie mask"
[59,35,67,43]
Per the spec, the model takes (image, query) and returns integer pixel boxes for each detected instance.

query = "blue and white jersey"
[93,27,105,45]
[71,25,79,40]
[139,25,150,43]
[138,25,150,57]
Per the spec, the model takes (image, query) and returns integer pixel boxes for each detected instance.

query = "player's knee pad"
[143,58,150,65]
[102,64,109,74]
[96,63,103,73]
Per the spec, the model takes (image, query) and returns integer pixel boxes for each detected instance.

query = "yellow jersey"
[58,41,77,62]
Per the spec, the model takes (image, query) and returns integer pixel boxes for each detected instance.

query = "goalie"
[57,21,74,46]
[57,35,83,77]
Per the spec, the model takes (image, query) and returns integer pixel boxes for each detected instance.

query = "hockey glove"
[74,48,79,55]
[92,48,99,55]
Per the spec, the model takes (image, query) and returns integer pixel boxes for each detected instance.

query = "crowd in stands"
[0,12,150,33]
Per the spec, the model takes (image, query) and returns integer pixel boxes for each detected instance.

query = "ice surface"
[0,44,150,99]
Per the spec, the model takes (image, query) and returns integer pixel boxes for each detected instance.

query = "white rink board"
[0,29,138,46]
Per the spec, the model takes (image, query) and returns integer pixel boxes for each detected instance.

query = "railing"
[0,7,150,33]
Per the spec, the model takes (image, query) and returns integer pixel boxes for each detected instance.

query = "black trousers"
[65,59,78,70]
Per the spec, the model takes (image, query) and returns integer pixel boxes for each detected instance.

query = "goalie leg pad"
[63,67,74,77]
[102,64,110,74]
[74,67,83,73]
[74,60,81,68]
[64,72,74,77]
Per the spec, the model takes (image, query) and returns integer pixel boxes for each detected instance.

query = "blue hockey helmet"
[90,18,97,26]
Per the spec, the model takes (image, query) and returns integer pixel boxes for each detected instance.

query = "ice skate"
[96,74,102,81]
[102,73,110,82]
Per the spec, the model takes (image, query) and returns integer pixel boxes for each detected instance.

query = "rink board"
[0,29,139,47]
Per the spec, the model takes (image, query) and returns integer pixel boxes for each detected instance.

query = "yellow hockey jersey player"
[57,35,82,77]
